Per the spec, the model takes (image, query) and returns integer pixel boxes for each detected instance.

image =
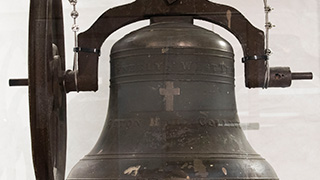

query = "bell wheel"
[28,0,67,179]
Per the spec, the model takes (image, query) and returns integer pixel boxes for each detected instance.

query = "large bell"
[68,16,278,180]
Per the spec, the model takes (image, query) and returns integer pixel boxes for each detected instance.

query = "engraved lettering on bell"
[155,62,163,70]
[181,61,193,70]
[107,119,141,129]
[219,62,229,74]
[150,117,160,127]
[159,82,180,111]
[113,59,232,77]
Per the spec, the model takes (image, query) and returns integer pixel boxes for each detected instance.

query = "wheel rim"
[28,0,66,179]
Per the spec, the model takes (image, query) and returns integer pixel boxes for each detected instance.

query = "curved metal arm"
[71,0,265,92]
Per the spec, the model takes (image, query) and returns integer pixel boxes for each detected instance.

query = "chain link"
[69,0,79,92]
[263,0,274,89]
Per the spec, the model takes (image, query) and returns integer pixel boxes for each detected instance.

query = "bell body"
[68,17,278,180]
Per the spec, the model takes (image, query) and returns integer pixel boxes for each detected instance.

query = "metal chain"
[263,0,274,89]
[69,0,79,92]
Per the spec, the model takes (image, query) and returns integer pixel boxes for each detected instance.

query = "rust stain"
[222,167,228,176]
[161,47,169,53]
[193,159,209,178]
[226,10,232,29]
[124,165,141,177]
[181,163,189,169]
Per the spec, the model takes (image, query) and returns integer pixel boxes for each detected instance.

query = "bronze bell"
[67,16,278,180]
[9,0,313,179]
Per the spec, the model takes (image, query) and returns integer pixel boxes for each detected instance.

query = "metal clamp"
[242,55,269,63]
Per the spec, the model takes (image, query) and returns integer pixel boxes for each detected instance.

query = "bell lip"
[67,155,279,180]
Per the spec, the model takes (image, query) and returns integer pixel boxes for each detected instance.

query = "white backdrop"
[1,0,319,179]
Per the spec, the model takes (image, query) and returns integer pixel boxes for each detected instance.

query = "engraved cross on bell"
[159,81,181,111]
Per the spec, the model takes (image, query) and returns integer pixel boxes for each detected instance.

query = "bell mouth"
[68,154,279,180]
